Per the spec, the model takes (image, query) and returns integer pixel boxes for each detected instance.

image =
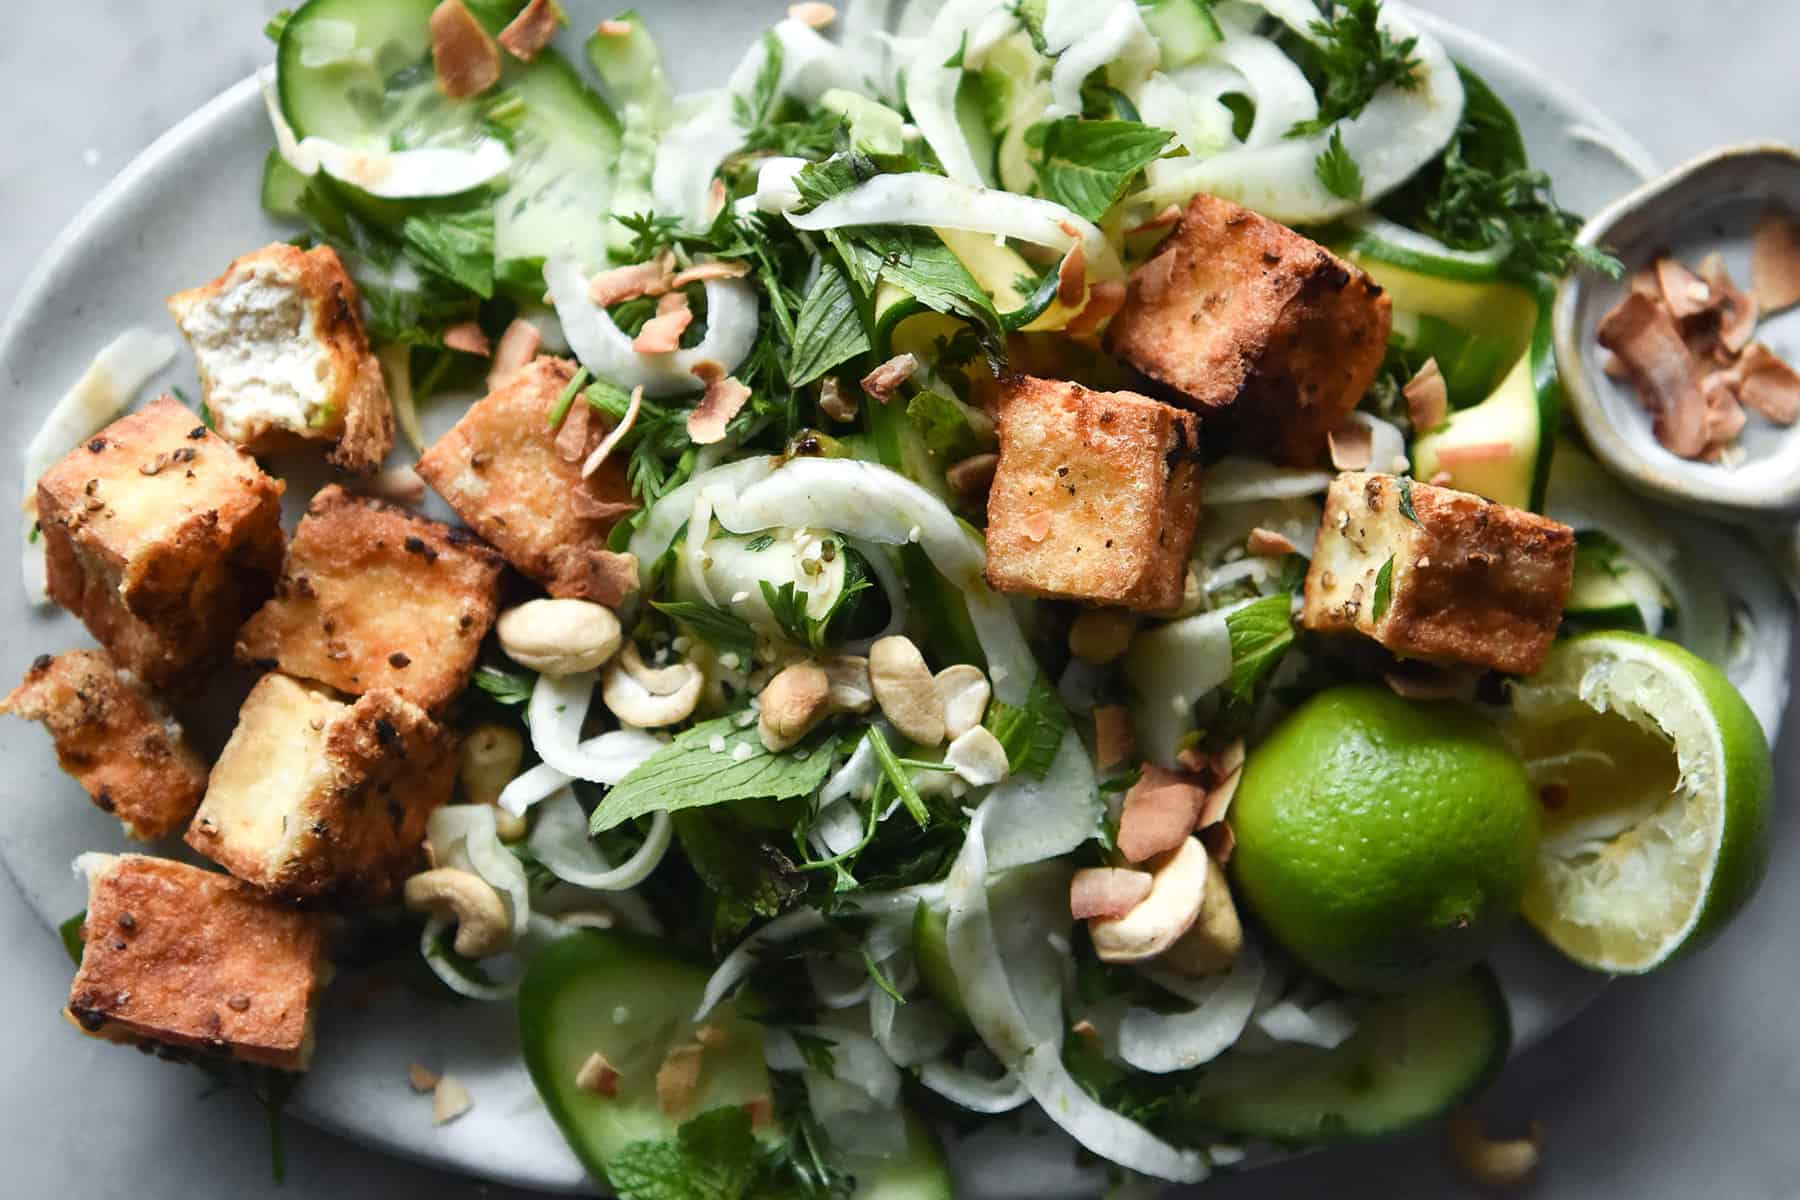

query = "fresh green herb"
[906,390,985,460]
[864,726,929,827]
[944,31,968,68]
[1372,555,1395,622]
[672,809,806,918]
[474,665,535,706]
[788,259,871,388]
[836,228,1003,343]
[592,715,837,832]
[1573,529,1628,578]
[862,947,907,1004]
[400,199,497,298]
[1275,552,1311,595]
[607,1106,764,1200]
[789,1031,839,1078]
[1224,594,1296,703]
[613,212,686,264]
[58,911,85,965]
[982,673,1069,778]
[1285,0,1422,137]
[759,555,872,652]
[1397,475,1420,525]
[1220,92,1255,142]
[263,9,292,43]
[651,600,757,663]
[1025,118,1175,222]
[547,366,592,429]
[743,533,777,553]
[734,31,784,132]
[1313,126,1364,201]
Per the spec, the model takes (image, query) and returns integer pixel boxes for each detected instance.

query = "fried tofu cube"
[416,357,640,605]
[66,854,328,1071]
[1106,194,1392,465]
[167,243,393,473]
[1,650,208,841]
[984,376,1202,612]
[187,673,455,901]
[36,396,285,689]
[1302,473,1576,675]
[236,486,504,710]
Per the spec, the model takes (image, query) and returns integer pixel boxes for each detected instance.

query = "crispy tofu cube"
[1,650,208,841]
[66,854,327,1071]
[36,396,286,689]
[984,376,1202,612]
[416,357,640,604]
[167,243,393,473]
[1106,194,1392,465]
[1302,473,1576,675]
[186,673,456,902]
[235,485,504,710]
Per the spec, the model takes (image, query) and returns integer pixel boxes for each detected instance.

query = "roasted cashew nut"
[459,724,527,841]
[403,868,512,959]
[497,598,622,676]
[601,642,704,728]
[1449,1109,1543,1189]
[869,635,946,746]
[759,662,833,752]
[1088,837,1211,964]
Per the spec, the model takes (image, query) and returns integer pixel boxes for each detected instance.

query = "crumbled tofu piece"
[1106,194,1391,465]
[36,396,285,689]
[65,854,327,1071]
[984,376,1202,612]
[416,357,640,604]
[167,243,393,473]
[186,673,456,902]
[1302,473,1575,675]
[1,649,208,841]
[236,485,505,711]
[433,1074,475,1125]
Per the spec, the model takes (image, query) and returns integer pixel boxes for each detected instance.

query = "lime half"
[1507,632,1773,974]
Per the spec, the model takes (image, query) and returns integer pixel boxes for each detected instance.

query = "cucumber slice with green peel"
[585,10,670,110]
[494,54,622,285]
[910,900,971,1025]
[1142,0,1224,69]
[979,32,1050,196]
[935,229,1064,332]
[518,931,776,1180]
[823,89,908,157]
[1344,251,1539,358]
[1187,966,1510,1143]
[260,149,311,220]
[1564,531,1672,632]
[848,1111,956,1199]
[1390,312,1520,412]
[955,76,1000,189]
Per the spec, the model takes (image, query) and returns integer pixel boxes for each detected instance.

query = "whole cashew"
[601,643,705,728]
[497,598,622,675]
[404,868,512,959]
[759,662,833,752]
[459,724,527,841]
[869,636,946,746]
[1448,1109,1543,1189]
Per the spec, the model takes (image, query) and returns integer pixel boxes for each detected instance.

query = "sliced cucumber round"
[911,900,971,1026]
[848,1112,955,1199]
[1188,965,1510,1143]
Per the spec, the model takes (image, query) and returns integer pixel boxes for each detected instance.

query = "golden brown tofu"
[186,673,456,902]
[66,854,328,1071]
[36,396,286,690]
[984,376,1202,612]
[416,357,640,604]
[236,485,504,710]
[1,650,208,841]
[1302,473,1575,675]
[1106,194,1391,465]
[167,243,393,473]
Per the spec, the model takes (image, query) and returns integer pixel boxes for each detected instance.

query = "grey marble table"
[2,3,1796,1197]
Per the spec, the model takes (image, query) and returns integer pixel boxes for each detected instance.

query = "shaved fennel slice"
[1117,945,1265,1073]
[627,456,777,582]
[1351,410,1410,475]
[871,984,961,1067]
[1204,33,1317,147]
[767,1025,907,1158]
[783,173,1122,280]
[419,913,516,1000]
[21,328,176,603]
[525,670,665,785]
[694,908,828,1021]
[546,252,760,396]
[1123,609,1234,769]
[258,68,509,199]
[1138,7,1461,222]
[527,788,671,891]
[1253,997,1358,1049]
[1040,0,1157,119]
[1202,456,1334,503]
[905,0,1010,186]
[428,804,532,940]
[918,1060,1031,1113]
[980,731,1104,872]
[1138,70,1238,160]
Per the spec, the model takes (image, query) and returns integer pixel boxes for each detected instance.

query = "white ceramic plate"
[0,3,1781,1195]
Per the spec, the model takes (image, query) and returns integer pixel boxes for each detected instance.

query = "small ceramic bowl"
[1554,142,1800,523]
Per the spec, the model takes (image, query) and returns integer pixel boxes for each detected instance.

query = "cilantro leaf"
[474,666,535,706]
[592,716,837,832]
[607,1107,762,1200]
[1372,556,1395,623]
[788,258,871,388]
[1286,0,1422,138]
[651,600,756,663]
[1313,127,1364,201]
[982,673,1069,778]
[1224,594,1296,702]
[1026,118,1174,221]
[758,552,873,651]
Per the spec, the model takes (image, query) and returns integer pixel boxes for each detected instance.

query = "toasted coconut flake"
[443,321,491,357]
[589,257,673,307]
[1327,421,1373,470]
[1020,510,1053,543]
[1602,352,1629,380]
[573,549,641,607]
[1654,256,1714,320]
[1629,269,1661,299]
[788,2,838,28]
[1726,341,1800,425]
[1200,819,1235,863]
[585,385,643,477]
[596,19,632,36]
[1070,867,1156,920]
[819,377,859,423]
[1753,209,1800,314]
[945,452,999,502]
[498,0,563,61]
[555,393,592,462]
[1246,528,1297,557]
[576,1051,621,1097]
[408,1062,441,1093]
[1057,242,1087,308]
[860,353,920,404]
[633,291,695,354]
[1126,204,1184,236]
[1403,357,1448,432]
[671,259,752,288]
[1093,704,1136,771]
[687,364,751,445]
[1700,373,1746,452]
[706,178,728,222]
[1197,768,1240,829]
[571,492,641,522]
[1117,765,1207,863]
[486,319,542,391]
[1434,440,1514,466]
[656,1042,705,1118]
[430,1,501,99]
[1064,279,1127,339]
[1597,288,1711,457]
[1697,252,1757,354]
[432,1074,474,1124]
[1130,251,1179,306]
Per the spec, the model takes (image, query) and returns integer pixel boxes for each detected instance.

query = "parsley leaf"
[399,199,496,299]
[1286,0,1422,137]
[1026,118,1174,221]
[592,716,837,832]
[982,673,1069,778]
[733,31,784,133]
[608,1107,763,1200]
[1224,594,1296,703]
[474,666,535,706]
[1313,126,1364,201]
[1372,556,1396,623]
[758,551,873,651]
[1397,475,1420,525]
[651,600,756,663]
[788,258,870,388]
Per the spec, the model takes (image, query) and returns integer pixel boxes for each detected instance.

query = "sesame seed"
[730,742,755,762]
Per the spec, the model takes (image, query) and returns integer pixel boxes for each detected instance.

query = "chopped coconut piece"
[633,292,694,354]
[430,1,501,99]
[590,256,674,306]
[687,364,751,444]
[1725,341,1800,425]
[1753,208,1800,314]
[860,353,919,404]
[407,1062,440,1093]
[443,321,491,356]
[1655,256,1714,320]
[1697,252,1757,354]
[487,319,542,392]
[1597,289,1708,458]
[1326,421,1373,470]
[1245,528,1297,557]
[671,260,752,287]
[788,2,837,27]
[576,1051,621,1097]
[1403,357,1448,432]
[498,0,563,61]
[1117,765,1206,863]
[432,1074,474,1124]
[1057,243,1087,308]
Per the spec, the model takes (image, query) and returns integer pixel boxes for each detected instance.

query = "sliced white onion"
[525,670,666,784]
[546,252,760,397]
[1203,456,1335,504]
[527,788,672,891]
[694,908,828,1021]
[1041,0,1158,120]
[918,1060,1032,1113]
[20,328,176,604]
[1253,997,1358,1049]
[1122,610,1233,769]
[427,804,532,940]
[1117,944,1265,1073]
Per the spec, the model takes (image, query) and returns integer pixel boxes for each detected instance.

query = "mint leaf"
[906,390,984,460]
[1224,594,1296,702]
[1027,118,1174,221]
[671,809,805,917]
[474,665,534,707]
[1314,127,1364,201]
[788,258,870,388]
[400,200,496,299]
[840,227,1002,340]
[592,716,837,832]
[982,673,1069,778]
[1372,556,1396,623]
[652,600,756,663]
[608,1107,761,1200]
